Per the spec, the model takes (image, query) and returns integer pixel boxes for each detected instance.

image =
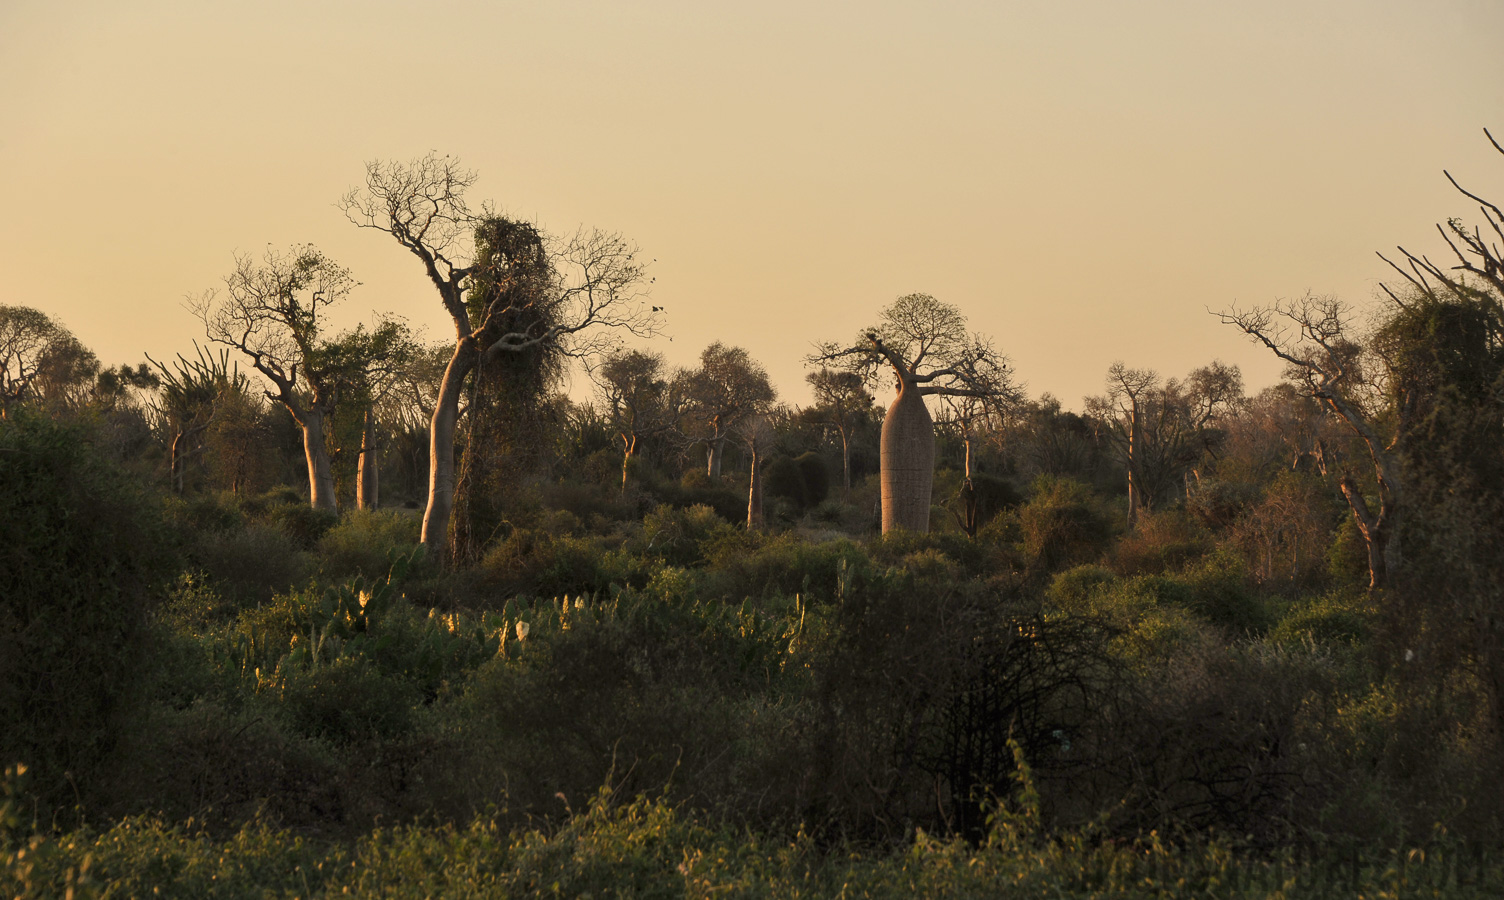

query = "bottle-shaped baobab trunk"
[880,382,935,533]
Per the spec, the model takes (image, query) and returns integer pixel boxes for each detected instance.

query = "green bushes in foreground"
[10,781,1504,899]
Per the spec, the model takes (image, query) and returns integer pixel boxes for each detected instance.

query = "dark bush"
[0,412,171,813]
[795,451,830,506]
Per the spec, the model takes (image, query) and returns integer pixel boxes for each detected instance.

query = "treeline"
[5,137,1504,895]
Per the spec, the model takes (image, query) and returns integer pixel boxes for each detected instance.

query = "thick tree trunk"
[300,409,338,512]
[356,407,379,511]
[880,382,935,533]
[421,343,474,555]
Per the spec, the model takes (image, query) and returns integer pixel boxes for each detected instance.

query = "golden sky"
[4,0,1503,409]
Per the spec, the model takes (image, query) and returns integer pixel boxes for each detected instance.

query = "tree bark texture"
[300,409,338,512]
[421,343,474,551]
[881,384,935,533]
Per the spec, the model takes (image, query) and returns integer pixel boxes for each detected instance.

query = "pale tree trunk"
[356,407,379,511]
[300,408,338,512]
[881,381,935,533]
[1339,474,1400,591]
[706,432,726,478]
[747,445,764,528]
[421,343,474,552]
[621,433,637,495]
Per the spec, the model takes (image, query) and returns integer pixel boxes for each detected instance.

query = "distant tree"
[146,344,245,494]
[194,245,398,511]
[805,367,875,496]
[677,342,776,479]
[1086,361,1242,527]
[811,293,1011,533]
[737,412,779,529]
[342,154,659,558]
[595,349,678,494]
[0,306,63,415]
[1221,295,1402,589]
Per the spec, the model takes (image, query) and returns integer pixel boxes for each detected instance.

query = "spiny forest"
[7,141,1504,897]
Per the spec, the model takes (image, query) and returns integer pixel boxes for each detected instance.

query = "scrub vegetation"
[8,139,1504,896]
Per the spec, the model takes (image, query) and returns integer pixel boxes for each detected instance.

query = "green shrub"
[700,531,872,601]
[317,509,422,581]
[263,501,339,550]
[479,530,652,598]
[1271,589,1372,646]
[1113,509,1212,575]
[192,522,310,606]
[632,503,735,567]
[0,413,171,814]
[1017,476,1114,574]
[276,657,421,743]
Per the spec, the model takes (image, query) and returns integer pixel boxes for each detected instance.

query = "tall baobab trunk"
[299,408,338,512]
[356,407,379,510]
[881,382,935,533]
[421,342,474,551]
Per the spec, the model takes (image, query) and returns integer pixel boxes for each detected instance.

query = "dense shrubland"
[9,143,1504,895]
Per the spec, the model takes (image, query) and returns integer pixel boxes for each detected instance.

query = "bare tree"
[192,245,360,511]
[1087,361,1241,528]
[342,154,659,557]
[811,293,1013,533]
[1377,127,1504,307]
[676,342,776,478]
[1220,295,1402,589]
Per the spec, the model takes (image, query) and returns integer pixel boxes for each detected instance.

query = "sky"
[4,0,1503,411]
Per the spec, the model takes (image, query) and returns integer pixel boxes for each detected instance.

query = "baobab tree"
[737,412,778,529]
[342,154,659,557]
[812,293,1013,533]
[594,348,678,494]
[194,245,396,512]
[677,342,776,478]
